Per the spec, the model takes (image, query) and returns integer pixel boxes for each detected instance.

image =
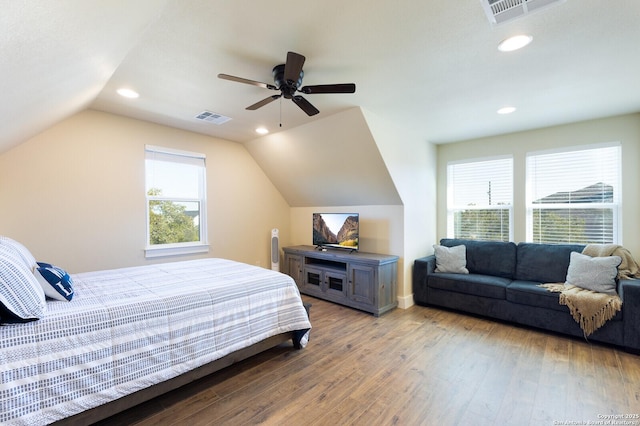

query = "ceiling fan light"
[498,34,533,52]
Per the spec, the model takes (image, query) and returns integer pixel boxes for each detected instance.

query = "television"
[312,213,359,251]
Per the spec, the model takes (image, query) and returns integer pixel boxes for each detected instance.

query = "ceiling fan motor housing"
[272,64,303,98]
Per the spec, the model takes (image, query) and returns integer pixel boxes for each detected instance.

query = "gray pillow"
[565,251,621,295]
[433,244,469,274]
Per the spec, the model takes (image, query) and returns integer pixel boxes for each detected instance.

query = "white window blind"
[447,157,513,241]
[145,145,208,257]
[526,143,621,244]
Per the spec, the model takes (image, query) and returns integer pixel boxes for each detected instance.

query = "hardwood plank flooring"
[96,296,640,426]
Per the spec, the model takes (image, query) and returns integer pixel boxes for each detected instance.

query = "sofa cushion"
[428,272,510,300]
[507,280,567,313]
[506,280,622,321]
[515,242,585,283]
[440,239,517,279]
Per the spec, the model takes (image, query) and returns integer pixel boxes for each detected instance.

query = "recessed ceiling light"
[117,88,139,99]
[498,34,533,52]
[255,127,269,135]
[497,106,517,114]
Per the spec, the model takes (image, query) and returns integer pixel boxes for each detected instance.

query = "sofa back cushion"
[440,239,517,279]
[515,242,585,283]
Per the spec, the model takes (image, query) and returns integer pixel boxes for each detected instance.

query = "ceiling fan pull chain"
[279,97,282,127]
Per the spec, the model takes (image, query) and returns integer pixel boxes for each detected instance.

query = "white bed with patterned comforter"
[0,256,311,425]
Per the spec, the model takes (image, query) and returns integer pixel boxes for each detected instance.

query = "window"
[145,145,208,257]
[447,157,513,241]
[526,143,621,244]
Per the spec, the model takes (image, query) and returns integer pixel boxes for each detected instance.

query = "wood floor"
[97,296,640,426]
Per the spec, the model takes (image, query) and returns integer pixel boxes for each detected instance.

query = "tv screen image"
[312,213,359,251]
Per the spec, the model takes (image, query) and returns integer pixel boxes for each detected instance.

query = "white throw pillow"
[565,251,621,295]
[433,244,469,274]
[0,235,38,271]
[0,245,47,322]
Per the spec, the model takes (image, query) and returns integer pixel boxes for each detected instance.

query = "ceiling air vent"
[195,111,231,125]
[480,0,565,25]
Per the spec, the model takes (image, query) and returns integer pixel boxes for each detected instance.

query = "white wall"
[247,108,420,307]
[361,109,437,308]
[244,108,402,207]
[276,108,438,308]
[0,110,291,272]
[436,113,640,258]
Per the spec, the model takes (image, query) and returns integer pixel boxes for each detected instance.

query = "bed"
[0,237,311,426]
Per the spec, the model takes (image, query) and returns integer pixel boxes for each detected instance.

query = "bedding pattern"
[0,258,311,425]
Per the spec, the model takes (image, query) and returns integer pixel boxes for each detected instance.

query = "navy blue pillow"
[35,262,74,301]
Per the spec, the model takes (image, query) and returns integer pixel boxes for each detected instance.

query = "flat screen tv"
[312,213,359,251]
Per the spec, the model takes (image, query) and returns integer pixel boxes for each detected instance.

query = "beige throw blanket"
[582,244,640,279]
[539,245,636,337]
[539,283,622,337]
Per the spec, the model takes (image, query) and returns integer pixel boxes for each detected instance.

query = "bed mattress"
[0,258,311,425]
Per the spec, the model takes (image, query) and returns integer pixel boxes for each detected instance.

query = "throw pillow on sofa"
[433,244,469,274]
[565,252,621,295]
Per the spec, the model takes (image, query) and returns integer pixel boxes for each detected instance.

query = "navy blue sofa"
[413,239,640,353]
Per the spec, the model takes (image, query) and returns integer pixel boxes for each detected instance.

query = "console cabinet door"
[303,265,325,296]
[285,254,303,288]
[325,270,347,298]
[348,263,376,306]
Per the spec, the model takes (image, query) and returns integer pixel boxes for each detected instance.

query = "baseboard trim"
[397,294,414,310]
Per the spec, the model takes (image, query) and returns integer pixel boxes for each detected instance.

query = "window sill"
[144,243,210,259]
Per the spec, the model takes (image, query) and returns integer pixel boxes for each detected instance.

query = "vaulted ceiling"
[2,1,640,155]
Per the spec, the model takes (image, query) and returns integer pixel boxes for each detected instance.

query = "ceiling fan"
[218,51,356,117]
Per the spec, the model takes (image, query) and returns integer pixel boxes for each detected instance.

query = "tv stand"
[283,245,398,316]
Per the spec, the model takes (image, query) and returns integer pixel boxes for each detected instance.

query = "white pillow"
[0,236,38,272]
[565,251,621,295]
[0,245,47,322]
[433,244,469,274]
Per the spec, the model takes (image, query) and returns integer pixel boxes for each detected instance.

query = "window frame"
[525,142,621,245]
[446,155,514,242]
[144,145,209,258]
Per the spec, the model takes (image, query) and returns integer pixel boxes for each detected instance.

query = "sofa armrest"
[413,255,436,305]
[620,278,640,352]
[414,255,436,277]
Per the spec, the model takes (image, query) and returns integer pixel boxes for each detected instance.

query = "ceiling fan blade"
[292,95,319,116]
[300,83,356,94]
[284,52,305,84]
[218,73,277,90]
[246,94,281,110]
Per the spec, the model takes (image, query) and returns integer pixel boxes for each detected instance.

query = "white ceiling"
[2,0,640,154]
